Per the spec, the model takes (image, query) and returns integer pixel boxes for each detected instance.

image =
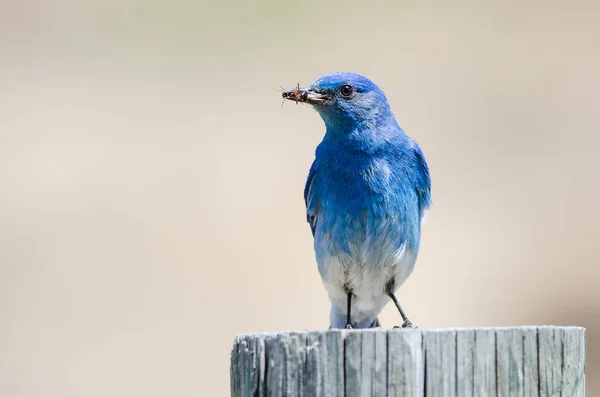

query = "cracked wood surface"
[231,327,585,397]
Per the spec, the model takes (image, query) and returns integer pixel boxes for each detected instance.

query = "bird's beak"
[282,85,330,104]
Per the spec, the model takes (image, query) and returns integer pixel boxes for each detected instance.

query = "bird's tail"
[328,317,380,329]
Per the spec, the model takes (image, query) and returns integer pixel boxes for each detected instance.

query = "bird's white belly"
[317,235,418,324]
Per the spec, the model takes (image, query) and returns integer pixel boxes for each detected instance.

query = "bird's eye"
[340,84,354,97]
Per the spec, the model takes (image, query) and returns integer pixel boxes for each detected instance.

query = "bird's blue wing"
[304,161,318,236]
[411,141,432,215]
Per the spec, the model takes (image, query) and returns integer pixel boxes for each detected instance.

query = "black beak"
[282,85,330,104]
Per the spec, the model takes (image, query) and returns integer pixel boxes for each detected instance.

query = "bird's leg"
[346,290,353,329]
[388,292,415,328]
[386,278,415,329]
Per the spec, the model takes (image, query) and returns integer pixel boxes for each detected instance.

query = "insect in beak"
[282,83,330,105]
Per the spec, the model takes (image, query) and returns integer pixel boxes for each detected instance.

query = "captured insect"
[281,83,307,104]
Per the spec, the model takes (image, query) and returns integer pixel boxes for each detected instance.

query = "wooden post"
[230,326,585,397]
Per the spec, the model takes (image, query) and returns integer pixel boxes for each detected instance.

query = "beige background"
[1,0,599,396]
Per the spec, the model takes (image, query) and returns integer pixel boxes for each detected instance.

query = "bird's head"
[282,72,393,131]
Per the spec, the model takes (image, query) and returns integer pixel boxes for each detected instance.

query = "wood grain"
[231,327,585,397]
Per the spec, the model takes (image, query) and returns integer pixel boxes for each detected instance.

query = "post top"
[235,325,585,339]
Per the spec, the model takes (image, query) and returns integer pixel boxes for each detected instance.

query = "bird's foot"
[346,324,354,330]
[393,320,417,329]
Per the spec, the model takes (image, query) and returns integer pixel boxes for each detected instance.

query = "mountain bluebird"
[282,72,431,329]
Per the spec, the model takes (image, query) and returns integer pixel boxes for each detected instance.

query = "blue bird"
[282,72,431,329]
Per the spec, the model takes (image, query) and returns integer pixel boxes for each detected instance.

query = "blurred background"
[1,0,599,395]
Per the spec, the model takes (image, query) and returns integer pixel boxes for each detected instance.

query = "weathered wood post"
[231,326,585,397]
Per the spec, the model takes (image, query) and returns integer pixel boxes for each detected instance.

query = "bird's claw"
[393,321,417,329]
[346,324,354,330]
